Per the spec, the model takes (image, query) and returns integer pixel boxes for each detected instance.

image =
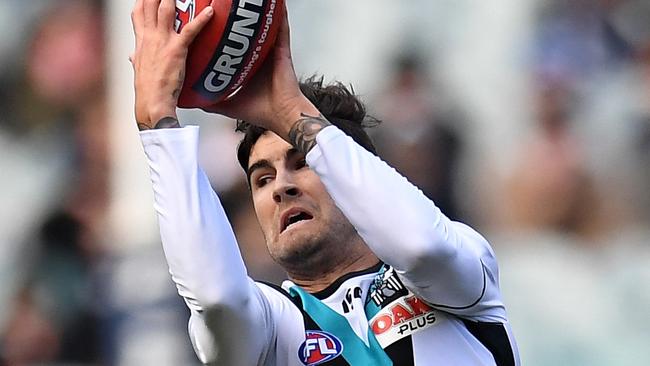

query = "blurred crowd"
[1,1,108,364]
[0,0,648,365]
[499,0,650,239]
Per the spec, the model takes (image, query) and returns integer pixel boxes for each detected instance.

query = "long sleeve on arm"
[140,126,273,364]
[306,126,505,320]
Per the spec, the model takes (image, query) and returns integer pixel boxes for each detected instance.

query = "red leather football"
[174,0,283,108]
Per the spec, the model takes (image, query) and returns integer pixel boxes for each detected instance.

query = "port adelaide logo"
[298,330,343,365]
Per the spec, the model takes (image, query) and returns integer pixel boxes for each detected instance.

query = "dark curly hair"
[236,76,380,175]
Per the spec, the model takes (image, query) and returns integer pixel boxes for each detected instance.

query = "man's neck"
[287,251,380,294]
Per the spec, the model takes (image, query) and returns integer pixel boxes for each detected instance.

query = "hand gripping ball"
[174,0,283,108]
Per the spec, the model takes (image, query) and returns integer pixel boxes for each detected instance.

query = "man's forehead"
[248,132,294,168]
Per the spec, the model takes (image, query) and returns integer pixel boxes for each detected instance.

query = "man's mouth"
[280,208,314,233]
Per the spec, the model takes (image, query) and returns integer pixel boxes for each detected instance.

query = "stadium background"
[1,0,649,364]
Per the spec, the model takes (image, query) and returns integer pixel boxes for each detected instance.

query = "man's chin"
[270,231,326,269]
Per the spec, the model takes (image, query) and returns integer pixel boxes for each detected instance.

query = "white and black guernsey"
[255,262,517,366]
[140,125,520,365]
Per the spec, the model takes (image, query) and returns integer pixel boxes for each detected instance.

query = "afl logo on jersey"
[298,330,343,365]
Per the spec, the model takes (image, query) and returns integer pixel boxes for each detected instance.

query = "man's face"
[247,132,356,268]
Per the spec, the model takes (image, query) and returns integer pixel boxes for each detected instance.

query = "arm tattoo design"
[288,113,332,154]
[137,117,181,131]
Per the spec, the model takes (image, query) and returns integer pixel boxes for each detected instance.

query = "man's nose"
[272,172,300,203]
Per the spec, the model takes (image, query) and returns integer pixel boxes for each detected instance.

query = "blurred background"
[0,0,648,365]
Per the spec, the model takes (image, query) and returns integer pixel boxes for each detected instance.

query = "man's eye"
[256,175,273,187]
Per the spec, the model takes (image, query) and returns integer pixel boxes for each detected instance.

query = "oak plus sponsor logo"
[298,330,343,365]
[370,296,440,348]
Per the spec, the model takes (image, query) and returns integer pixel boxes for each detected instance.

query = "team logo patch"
[298,330,343,365]
[368,266,408,307]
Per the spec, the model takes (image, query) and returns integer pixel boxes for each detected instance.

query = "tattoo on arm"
[288,113,332,154]
[137,117,181,131]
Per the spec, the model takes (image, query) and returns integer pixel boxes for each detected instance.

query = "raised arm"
[303,125,504,320]
[130,1,274,363]
[140,127,273,364]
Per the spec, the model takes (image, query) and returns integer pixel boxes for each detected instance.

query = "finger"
[272,2,294,70]
[143,0,160,28]
[179,6,214,46]
[131,0,145,41]
[158,0,176,30]
[275,2,290,50]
